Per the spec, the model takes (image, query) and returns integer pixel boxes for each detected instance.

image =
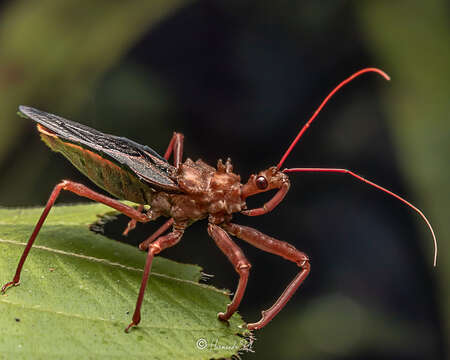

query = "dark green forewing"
[18,106,180,192]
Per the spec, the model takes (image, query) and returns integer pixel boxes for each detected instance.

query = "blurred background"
[0,1,448,359]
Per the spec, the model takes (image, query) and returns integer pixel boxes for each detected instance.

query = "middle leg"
[138,218,174,251]
[208,223,251,321]
[125,227,183,332]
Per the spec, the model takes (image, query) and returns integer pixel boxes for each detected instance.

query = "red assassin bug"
[1,68,437,333]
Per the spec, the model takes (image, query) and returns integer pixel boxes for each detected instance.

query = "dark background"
[0,1,448,359]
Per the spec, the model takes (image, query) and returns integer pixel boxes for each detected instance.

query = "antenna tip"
[363,67,391,81]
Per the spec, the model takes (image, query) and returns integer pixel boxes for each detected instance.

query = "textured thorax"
[167,158,245,222]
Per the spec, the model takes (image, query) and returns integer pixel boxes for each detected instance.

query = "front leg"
[242,182,289,216]
[222,223,310,330]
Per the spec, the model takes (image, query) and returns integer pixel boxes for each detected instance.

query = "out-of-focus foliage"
[0,0,187,204]
[360,0,449,357]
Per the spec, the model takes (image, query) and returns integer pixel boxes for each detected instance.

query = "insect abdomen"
[38,125,154,204]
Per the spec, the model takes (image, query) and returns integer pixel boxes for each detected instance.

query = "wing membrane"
[19,106,180,192]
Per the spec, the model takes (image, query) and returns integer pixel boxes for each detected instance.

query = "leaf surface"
[0,204,249,359]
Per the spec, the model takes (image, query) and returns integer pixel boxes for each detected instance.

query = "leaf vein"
[0,238,227,295]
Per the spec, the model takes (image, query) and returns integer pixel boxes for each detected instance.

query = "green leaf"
[0,203,250,359]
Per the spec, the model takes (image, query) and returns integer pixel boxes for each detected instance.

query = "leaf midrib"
[0,238,228,295]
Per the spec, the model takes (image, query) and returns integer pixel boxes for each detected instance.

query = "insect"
[1,68,437,333]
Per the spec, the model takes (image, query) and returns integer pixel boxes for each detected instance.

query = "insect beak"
[240,171,290,216]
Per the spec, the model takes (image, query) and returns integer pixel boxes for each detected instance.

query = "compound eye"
[255,176,268,190]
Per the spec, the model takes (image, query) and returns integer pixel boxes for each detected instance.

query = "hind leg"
[1,180,151,293]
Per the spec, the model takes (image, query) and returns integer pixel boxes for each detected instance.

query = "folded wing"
[18,105,180,192]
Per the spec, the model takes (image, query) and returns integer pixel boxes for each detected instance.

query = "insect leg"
[138,218,174,250]
[222,223,310,330]
[125,228,183,333]
[207,224,251,321]
[1,180,150,294]
[123,132,184,235]
[242,182,290,216]
[164,132,184,167]
[123,204,145,236]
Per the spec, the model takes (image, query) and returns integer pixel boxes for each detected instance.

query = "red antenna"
[283,168,438,266]
[278,67,437,266]
[277,67,390,170]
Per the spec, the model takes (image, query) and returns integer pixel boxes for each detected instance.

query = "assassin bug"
[1,68,437,333]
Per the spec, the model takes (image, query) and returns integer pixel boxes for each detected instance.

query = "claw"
[217,312,230,324]
[1,280,19,294]
[124,321,136,333]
